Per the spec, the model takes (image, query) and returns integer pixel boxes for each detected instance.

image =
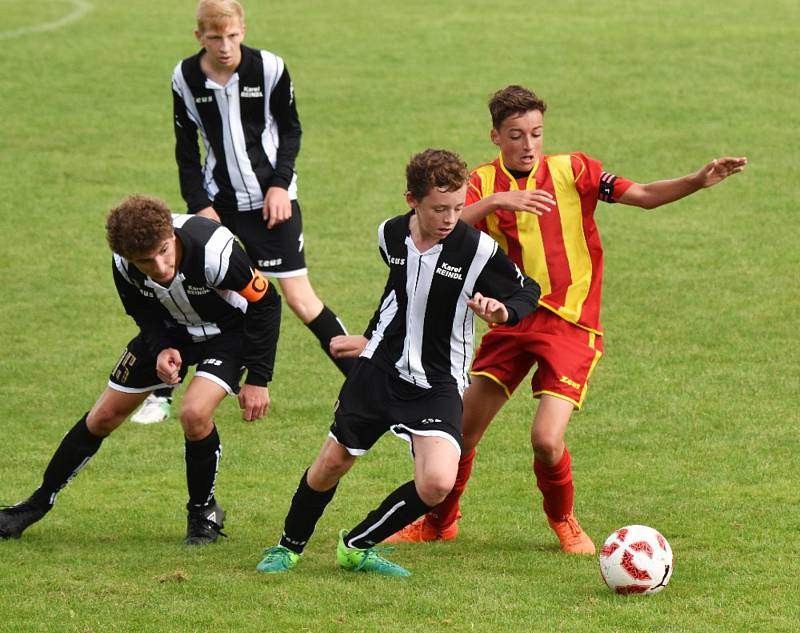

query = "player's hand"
[697,157,748,188]
[156,348,183,385]
[196,206,221,223]
[330,335,368,358]
[263,187,292,229]
[496,189,555,215]
[238,384,270,421]
[467,292,509,324]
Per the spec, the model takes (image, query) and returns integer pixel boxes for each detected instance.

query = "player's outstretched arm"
[617,156,747,209]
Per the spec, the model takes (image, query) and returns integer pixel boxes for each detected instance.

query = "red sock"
[427,447,476,530]
[533,446,574,521]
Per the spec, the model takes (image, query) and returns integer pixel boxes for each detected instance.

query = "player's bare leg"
[1,388,147,539]
[180,376,229,544]
[386,375,507,543]
[338,435,459,576]
[278,275,354,376]
[257,438,356,573]
[532,394,594,554]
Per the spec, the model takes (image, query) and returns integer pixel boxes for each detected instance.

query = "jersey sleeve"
[571,152,634,203]
[473,242,541,326]
[216,241,281,386]
[268,64,302,190]
[112,257,171,357]
[466,170,488,232]
[172,64,213,213]
[362,220,393,337]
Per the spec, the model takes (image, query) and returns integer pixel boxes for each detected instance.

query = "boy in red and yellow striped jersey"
[387,85,746,553]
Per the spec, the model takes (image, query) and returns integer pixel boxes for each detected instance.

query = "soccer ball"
[599,525,673,595]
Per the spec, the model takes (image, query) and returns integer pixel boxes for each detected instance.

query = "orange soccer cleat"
[383,515,460,544]
[547,513,596,554]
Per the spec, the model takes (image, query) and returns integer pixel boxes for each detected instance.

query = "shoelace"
[189,515,228,539]
[261,546,292,563]
[353,545,399,572]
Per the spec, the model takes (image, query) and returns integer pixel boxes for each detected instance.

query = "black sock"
[185,426,222,510]
[152,387,173,401]
[306,305,356,376]
[279,470,338,554]
[30,413,104,510]
[344,480,432,549]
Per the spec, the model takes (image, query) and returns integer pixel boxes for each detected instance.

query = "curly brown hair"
[489,85,547,129]
[106,195,174,259]
[405,149,469,202]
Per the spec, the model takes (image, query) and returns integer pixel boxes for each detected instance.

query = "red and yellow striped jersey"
[468,153,632,334]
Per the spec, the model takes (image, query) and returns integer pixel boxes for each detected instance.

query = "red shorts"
[470,308,603,409]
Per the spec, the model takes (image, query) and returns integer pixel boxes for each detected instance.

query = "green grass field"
[1,1,798,631]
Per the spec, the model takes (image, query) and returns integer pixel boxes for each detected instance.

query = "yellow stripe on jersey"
[548,154,592,323]
[474,164,510,255]
[498,155,551,297]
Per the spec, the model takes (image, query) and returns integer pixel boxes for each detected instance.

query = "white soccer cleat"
[131,395,171,424]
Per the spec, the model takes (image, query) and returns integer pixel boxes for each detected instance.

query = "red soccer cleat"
[547,513,596,554]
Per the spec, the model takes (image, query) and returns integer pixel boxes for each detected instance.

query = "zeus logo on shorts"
[203,358,223,366]
[559,375,581,390]
[420,418,442,425]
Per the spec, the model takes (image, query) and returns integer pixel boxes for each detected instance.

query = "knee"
[86,405,126,436]
[180,403,213,441]
[317,450,354,479]
[532,438,564,465]
[416,474,455,507]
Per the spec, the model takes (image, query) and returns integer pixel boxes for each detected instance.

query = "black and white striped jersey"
[172,44,302,213]
[112,214,281,385]
[361,212,541,394]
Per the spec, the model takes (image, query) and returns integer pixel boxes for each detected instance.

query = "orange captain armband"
[238,270,269,302]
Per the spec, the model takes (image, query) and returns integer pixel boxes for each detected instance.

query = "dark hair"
[106,194,174,258]
[405,149,469,201]
[488,85,547,129]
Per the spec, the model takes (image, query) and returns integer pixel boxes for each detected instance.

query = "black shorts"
[218,201,306,277]
[329,360,463,456]
[108,331,245,395]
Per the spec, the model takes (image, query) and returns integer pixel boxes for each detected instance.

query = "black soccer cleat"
[184,502,227,545]
[0,498,49,539]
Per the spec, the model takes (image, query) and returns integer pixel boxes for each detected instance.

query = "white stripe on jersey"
[202,221,236,285]
[361,290,398,360]
[259,51,297,200]
[209,74,263,211]
[396,237,441,388]
[449,232,498,394]
[145,273,222,341]
[173,67,220,204]
[113,253,132,283]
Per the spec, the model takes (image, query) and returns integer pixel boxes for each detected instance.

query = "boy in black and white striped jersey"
[255,149,541,576]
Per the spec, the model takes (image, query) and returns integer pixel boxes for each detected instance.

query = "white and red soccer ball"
[599,525,673,595]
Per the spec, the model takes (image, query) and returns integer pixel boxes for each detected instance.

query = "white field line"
[0,0,94,39]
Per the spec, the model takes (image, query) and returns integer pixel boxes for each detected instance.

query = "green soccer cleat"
[256,545,300,573]
[336,529,411,577]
